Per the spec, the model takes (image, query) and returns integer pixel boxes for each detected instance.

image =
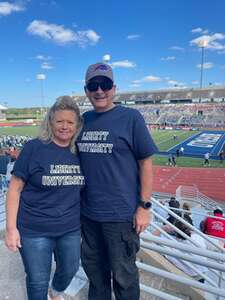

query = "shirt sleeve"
[132,110,158,160]
[12,141,34,182]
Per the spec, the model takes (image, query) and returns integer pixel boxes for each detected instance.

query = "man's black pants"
[81,216,140,300]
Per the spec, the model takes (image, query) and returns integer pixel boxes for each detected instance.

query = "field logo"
[187,133,222,148]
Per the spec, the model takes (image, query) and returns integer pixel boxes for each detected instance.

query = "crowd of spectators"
[129,103,225,128]
[0,135,32,187]
[0,135,31,150]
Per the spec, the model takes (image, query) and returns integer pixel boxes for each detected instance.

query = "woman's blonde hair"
[38,96,83,154]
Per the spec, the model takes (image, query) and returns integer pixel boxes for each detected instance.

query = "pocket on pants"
[121,229,140,259]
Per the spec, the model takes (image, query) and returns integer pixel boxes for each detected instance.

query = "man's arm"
[135,157,153,234]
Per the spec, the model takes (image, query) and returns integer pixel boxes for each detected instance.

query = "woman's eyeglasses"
[86,78,113,92]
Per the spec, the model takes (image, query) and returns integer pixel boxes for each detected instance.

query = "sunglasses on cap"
[86,78,113,92]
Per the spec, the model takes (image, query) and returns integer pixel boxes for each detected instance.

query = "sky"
[0,0,225,108]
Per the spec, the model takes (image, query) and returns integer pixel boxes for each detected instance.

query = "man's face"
[85,76,116,112]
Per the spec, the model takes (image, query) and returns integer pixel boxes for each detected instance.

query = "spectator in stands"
[6,154,17,186]
[167,197,181,225]
[77,62,157,300]
[181,202,193,226]
[203,152,210,167]
[0,148,10,175]
[202,208,225,239]
[5,96,84,300]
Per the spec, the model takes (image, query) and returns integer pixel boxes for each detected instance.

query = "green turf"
[152,154,225,168]
[0,126,39,136]
[151,129,198,151]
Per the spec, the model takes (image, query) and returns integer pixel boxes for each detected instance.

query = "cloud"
[191,27,203,33]
[167,80,185,87]
[169,46,184,51]
[127,34,141,40]
[0,2,24,16]
[161,56,176,61]
[191,27,209,34]
[196,62,214,69]
[129,83,141,88]
[27,20,100,46]
[110,60,136,68]
[133,75,162,84]
[41,62,53,69]
[36,55,52,60]
[190,33,225,50]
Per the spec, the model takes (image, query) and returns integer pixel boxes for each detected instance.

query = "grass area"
[151,129,198,151]
[152,154,225,168]
[0,126,39,136]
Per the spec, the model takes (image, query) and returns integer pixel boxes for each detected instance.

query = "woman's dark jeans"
[81,216,140,300]
[19,230,80,300]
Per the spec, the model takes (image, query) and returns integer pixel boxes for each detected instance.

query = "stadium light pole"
[36,73,46,117]
[198,40,208,101]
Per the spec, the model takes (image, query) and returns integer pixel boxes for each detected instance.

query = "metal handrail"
[151,197,225,252]
[137,262,225,298]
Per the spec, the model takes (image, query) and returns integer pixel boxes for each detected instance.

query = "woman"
[5,96,84,300]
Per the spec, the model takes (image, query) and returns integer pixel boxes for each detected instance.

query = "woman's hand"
[5,228,21,252]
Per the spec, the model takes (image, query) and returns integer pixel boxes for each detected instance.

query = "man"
[167,197,181,225]
[180,146,184,156]
[77,62,157,300]
[202,208,225,239]
[203,152,210,166]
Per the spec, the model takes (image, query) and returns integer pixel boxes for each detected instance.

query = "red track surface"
[153,166,225,202]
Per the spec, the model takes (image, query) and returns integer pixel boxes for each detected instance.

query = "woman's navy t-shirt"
[12,138,84,237]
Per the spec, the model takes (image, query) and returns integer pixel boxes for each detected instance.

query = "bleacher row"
[77,102,225,128]
[72,87,225,128]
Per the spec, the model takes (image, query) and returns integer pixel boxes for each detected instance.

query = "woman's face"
[51,110,77,146]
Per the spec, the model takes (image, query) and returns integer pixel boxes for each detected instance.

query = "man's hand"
[5,228,21,252]
[135,207,152,234]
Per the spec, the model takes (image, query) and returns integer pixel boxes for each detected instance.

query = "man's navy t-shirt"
[77,105,157,222]
[13,139,84,237]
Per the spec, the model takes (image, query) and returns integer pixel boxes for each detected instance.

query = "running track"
[153,166,225,202]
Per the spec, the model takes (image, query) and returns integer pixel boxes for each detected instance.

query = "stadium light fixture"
[36,73,46,116]
[102,54,111,63]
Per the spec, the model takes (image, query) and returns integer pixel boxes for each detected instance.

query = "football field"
[0,125,225,168]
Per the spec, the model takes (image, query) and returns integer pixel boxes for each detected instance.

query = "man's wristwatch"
[138,199,152,210]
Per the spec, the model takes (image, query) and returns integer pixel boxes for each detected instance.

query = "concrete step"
[0,235,206,300]
[0,236,178,300]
